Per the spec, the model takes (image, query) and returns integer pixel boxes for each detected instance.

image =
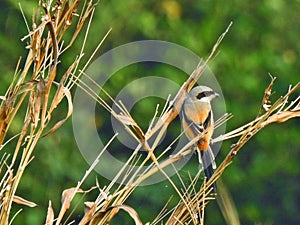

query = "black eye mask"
[196,91,215,100]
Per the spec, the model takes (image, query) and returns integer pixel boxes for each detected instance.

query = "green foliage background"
[1,0,300,224]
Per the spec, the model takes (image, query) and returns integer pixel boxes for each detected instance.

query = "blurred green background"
[1,0,300,224]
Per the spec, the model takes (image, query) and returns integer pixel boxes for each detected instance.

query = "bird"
[181,85,219,194]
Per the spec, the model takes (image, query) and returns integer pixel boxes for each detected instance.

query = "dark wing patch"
[203,110,212,130]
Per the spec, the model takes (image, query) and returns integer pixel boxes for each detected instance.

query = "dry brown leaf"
[61,187,82,210]
[31,79,45,128]
[114,205,143,225]
[116,114,137,126]
[90,210,106,225]
[84,201,97,214]
[116,113,146,141]
[45,201,54,225]
[42,85,73,137]
[78,201,97,225]
[55,187,83,225]
[263,110,300,125]
[260,74,276,114]
[13,195,37,207]
[90,204,143,225]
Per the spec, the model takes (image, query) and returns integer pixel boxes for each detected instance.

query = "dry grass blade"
[113,205,143,225]
[79,202,97,225]
[151,196,174,225]
[12,195,37,208]
[91,204,143,225]
[42,83,73,137]
[55,187,83,224]
[45,201,55,225]
[259,73,276,113]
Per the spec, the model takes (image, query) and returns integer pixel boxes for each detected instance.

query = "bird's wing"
[181,110,205,135]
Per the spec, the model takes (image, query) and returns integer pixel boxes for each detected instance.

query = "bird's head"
[189,86,219,103]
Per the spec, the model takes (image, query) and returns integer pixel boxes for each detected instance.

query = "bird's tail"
[198,147,217,195]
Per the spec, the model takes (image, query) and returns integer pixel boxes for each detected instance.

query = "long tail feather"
[200,149,217,194]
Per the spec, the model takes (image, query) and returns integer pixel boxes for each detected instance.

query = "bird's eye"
[196,92,206,99]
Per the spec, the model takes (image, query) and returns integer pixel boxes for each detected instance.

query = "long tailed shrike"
[181,85,219,194]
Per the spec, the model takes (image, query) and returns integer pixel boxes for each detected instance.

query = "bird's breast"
[184,100,212,125]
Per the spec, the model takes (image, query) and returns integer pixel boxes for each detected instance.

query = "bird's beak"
[213,92,219,98]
